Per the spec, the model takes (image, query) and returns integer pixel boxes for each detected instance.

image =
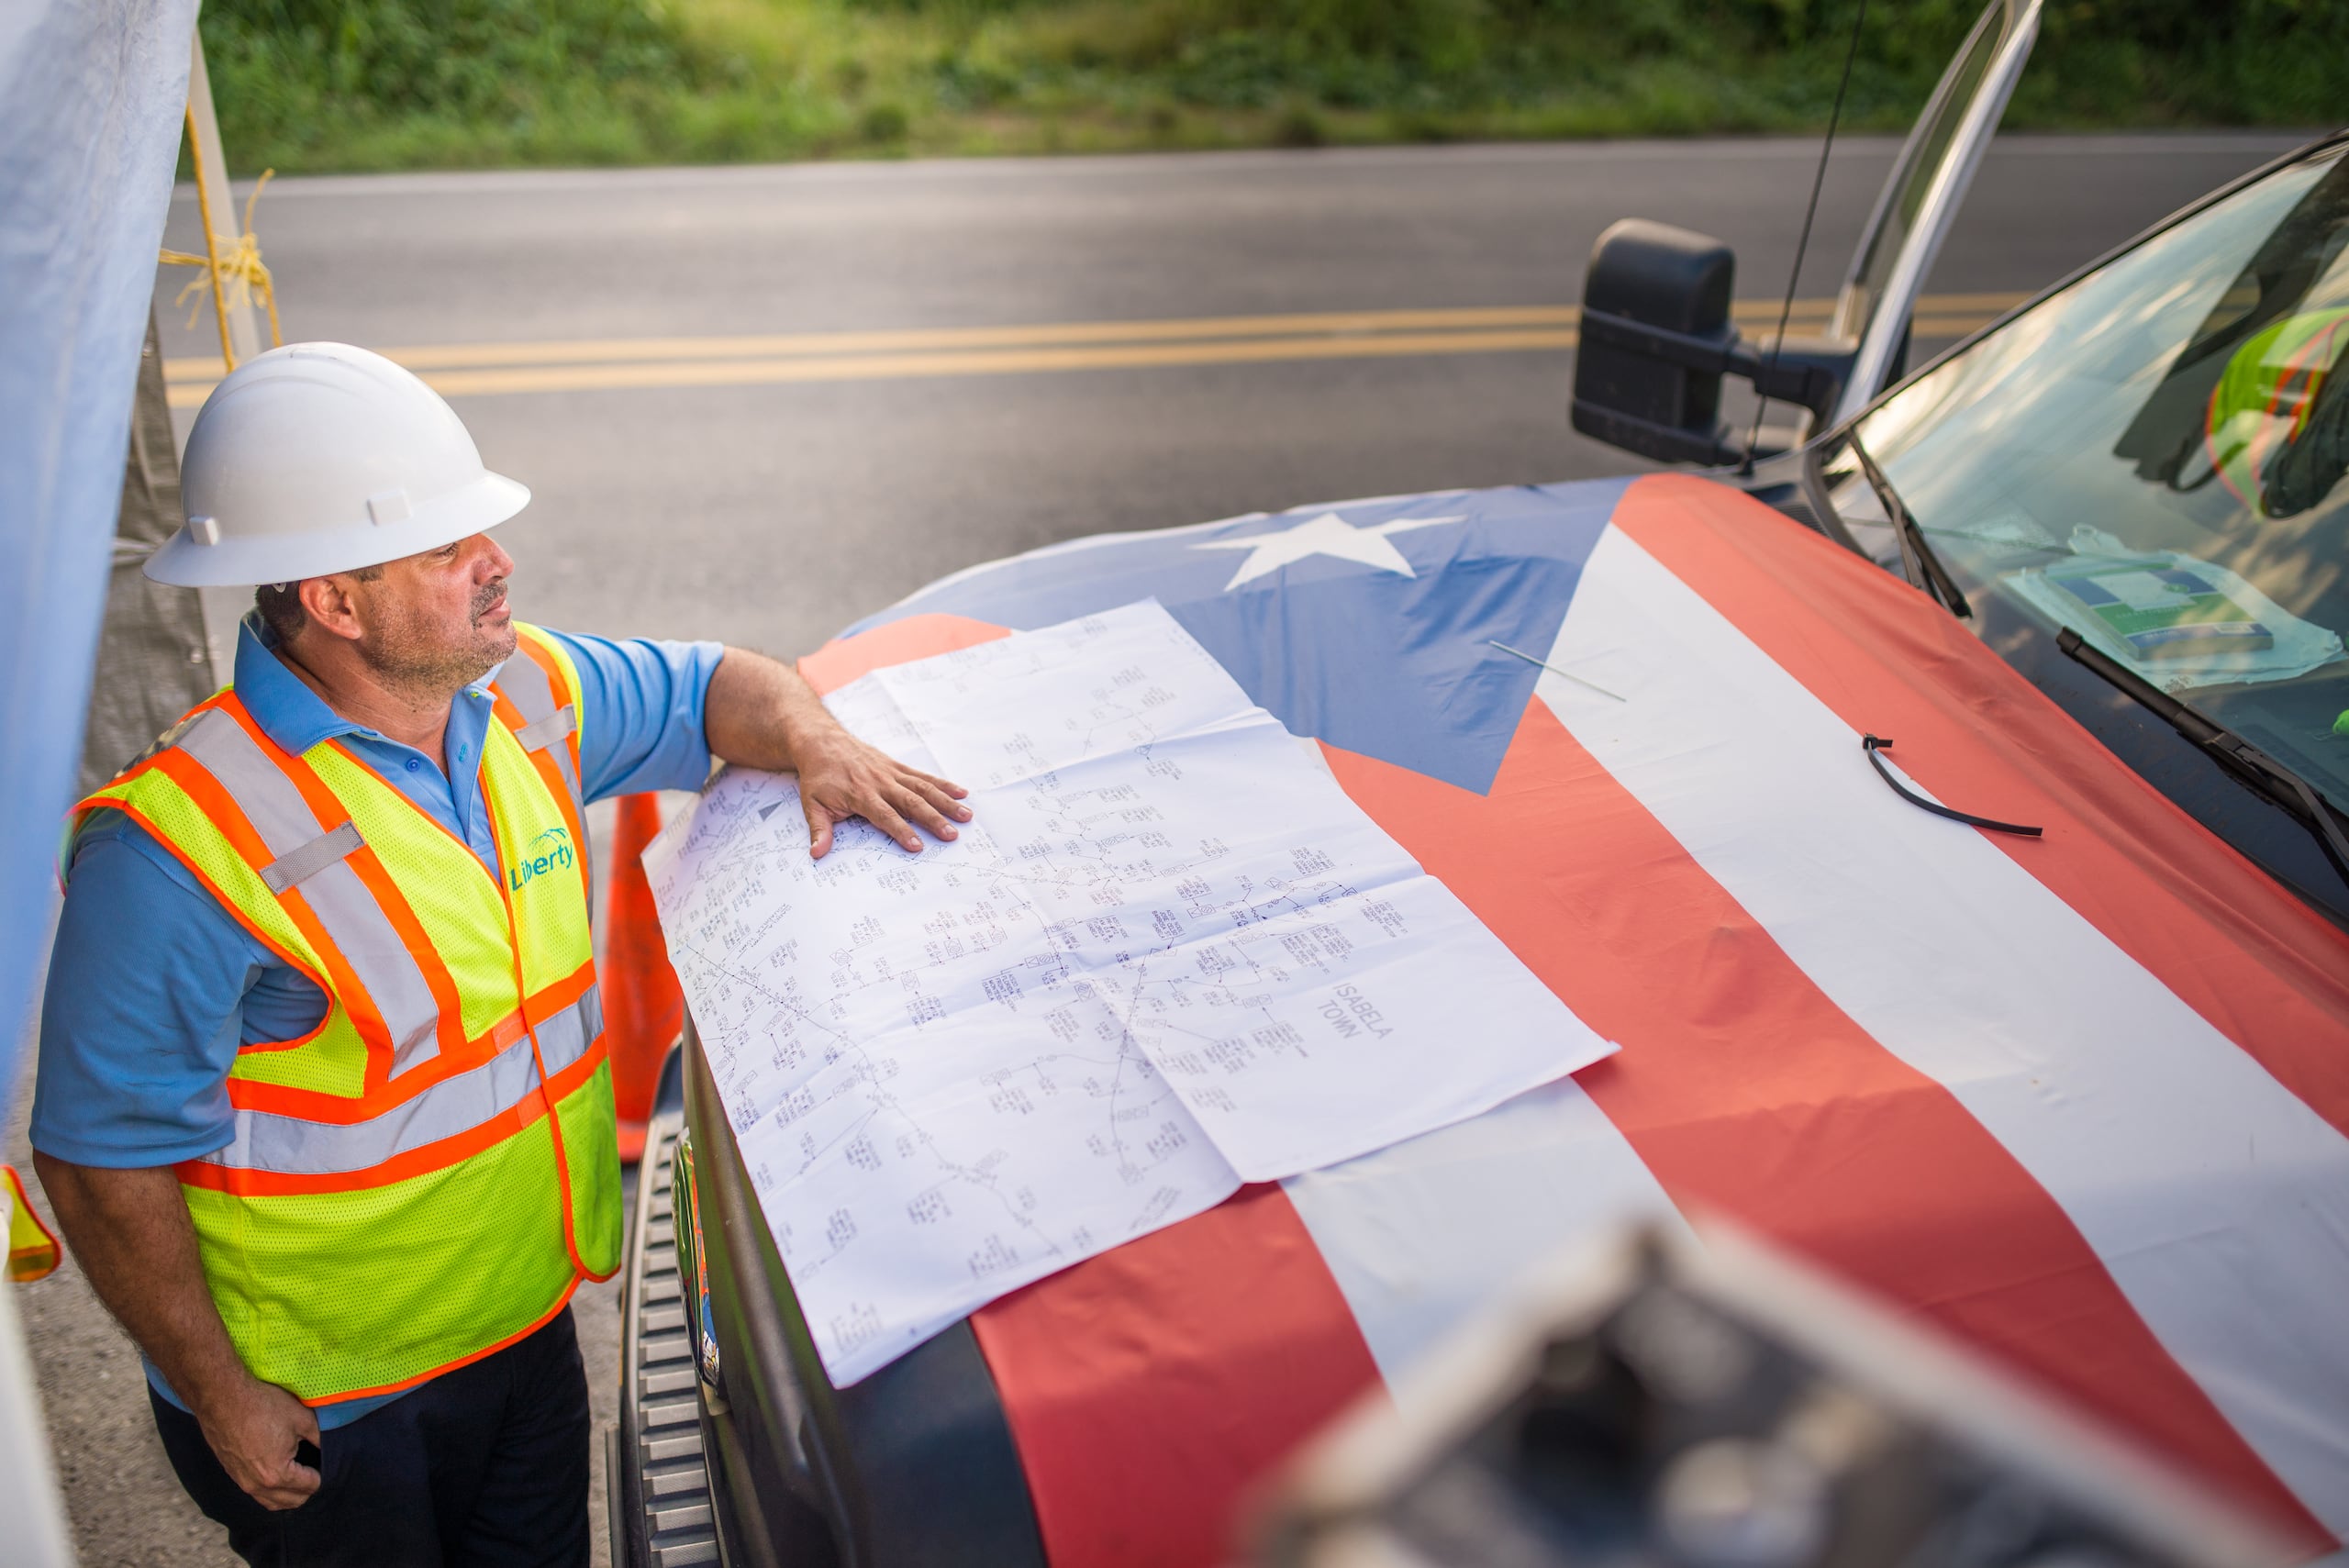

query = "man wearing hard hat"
[29,343,970,1567]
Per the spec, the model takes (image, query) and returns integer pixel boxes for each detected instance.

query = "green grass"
[199,0,2349,175]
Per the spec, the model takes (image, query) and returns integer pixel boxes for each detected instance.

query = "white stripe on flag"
[1282,1077,1683,1398]
[1539,524,2349,1533]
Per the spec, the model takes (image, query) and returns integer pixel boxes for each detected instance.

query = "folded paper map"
[644,601,1614,1384]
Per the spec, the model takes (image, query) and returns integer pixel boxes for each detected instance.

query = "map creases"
[646,601,1614,1385]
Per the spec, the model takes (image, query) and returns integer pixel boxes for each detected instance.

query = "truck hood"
[783,472,2349,1562]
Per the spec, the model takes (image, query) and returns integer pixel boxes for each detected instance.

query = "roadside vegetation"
[201,0,2347,173]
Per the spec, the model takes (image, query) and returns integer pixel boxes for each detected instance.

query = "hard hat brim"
[145,471,531,587]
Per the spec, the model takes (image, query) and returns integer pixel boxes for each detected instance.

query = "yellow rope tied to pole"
[158,104,283,371]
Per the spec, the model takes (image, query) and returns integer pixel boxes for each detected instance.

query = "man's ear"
[299,575,367,645]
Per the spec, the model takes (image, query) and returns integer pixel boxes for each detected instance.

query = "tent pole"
[183,24,262,370]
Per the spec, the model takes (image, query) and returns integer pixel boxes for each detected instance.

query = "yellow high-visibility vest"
[5,1165,59,1284]
[71,624,621,1404]
[2207,306,2349,516]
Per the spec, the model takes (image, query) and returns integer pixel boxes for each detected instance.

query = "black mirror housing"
[1573,220,1738,465]
[1572,219,1855,467]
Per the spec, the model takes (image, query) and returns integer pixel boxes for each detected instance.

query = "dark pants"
[152,1306,592,1568]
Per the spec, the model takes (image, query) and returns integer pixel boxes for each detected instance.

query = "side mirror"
[1572,220,1739,464]
[1572,218,1853,466]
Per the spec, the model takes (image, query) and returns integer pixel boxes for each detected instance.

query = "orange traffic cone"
[604,793,685,1164]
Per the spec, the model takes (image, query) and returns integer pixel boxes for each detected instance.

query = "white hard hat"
[147,341,529,587]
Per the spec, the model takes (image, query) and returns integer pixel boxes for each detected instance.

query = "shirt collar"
[232,610,501,760]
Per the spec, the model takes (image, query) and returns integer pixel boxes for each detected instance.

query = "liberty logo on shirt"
[510,827,575,893]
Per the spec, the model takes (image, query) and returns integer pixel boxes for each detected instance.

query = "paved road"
[17,131,2307,1568]
[150,132,2304,662]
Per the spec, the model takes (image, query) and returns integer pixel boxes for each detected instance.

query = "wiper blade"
[2056,627,2349,887]
[1844,428,1972,619]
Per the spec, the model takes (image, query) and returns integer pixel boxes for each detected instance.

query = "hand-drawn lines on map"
[644,600,1613,1385]
[655,773,1226,1311]
[875,605,1255,789]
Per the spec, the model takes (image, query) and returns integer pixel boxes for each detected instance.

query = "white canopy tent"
[1,0,202,1559]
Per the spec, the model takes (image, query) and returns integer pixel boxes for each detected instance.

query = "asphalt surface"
[14,129,2310,1567]
[148,131,2307,662]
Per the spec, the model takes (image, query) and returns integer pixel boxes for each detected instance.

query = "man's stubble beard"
[358,577,518,706]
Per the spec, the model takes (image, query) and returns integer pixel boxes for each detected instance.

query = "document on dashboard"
[644,601,1613,1385]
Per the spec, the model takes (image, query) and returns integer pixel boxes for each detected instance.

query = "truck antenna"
[1742,0,1870,474]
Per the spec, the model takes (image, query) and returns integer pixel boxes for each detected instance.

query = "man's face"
[343,533,518,698]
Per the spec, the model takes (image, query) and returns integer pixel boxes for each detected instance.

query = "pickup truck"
[611,3,2349,1562]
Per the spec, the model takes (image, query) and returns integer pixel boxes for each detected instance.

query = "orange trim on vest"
[509,632,585,770]
[526,958,598,1026]
[199,714,597,1121]
[492,851,603,1284]
[71,796,341,1062]
[218,962,589,1124]
[311,1273,584,1407]
[225,1008,531,1123]
[491,630,588,861]
[74,706,347,1069]
[491,685,589,858]
[225,706,473,1084]
[229,958,596,1127]
[140,747,399,1066]
[181,1040,608,1197]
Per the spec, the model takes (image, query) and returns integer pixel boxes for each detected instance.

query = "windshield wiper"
[1843,428,1972,619]
[2056,627,2349,887]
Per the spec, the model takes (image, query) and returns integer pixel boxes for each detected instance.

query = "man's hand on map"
[703,647,972,858]
[794,724,969,858]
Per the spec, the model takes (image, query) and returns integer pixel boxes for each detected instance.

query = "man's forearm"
[34,1153,322,1508]
[702,647,972,857]
[33,1154,247,1407]
[702,646,834,774]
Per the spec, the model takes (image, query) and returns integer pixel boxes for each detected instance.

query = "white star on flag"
[1191,511,1467,591]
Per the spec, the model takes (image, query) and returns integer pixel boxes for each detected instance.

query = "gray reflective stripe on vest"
[260,820,363,895]
[199,985,603,1176]
[533,982,604,1078]
[488,649,588,900]
[173,710,447,1079]
[490,651,585,818]
[513,703,575,754]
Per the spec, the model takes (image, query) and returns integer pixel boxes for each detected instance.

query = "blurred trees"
[197,0,706,163]
[195,0,2347,173]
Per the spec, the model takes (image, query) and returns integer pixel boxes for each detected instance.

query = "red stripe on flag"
[970,1184,1382,1568]
[1319,715,2325,1543]
[1611,473,2349,1138]
[797,613,1010,695]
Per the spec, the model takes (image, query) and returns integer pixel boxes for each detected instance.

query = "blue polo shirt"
[31,612,724,1426]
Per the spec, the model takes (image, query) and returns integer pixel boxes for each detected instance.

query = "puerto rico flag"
[797,472,2349,1562]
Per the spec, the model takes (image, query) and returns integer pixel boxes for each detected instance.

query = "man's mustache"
[472,579,508,622]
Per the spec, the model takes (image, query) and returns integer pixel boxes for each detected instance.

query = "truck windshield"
[1839,144,2349,829]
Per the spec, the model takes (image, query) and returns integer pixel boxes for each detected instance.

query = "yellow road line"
[163,293,2025,406]
[1754,315,1993,345]
[170,306,1588,380]
[167,328,1577,406]
[161,295,1993,379]
[1883,290,2036,314]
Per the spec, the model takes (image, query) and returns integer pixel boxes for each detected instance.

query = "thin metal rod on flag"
[1487,641,1626,702]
